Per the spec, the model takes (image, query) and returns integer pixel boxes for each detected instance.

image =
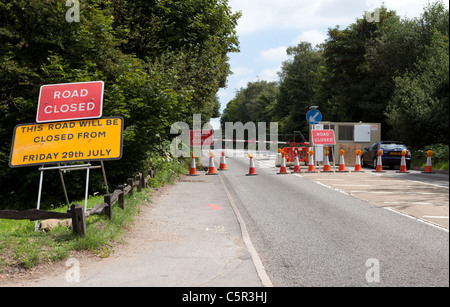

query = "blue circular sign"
[307,110,322,125]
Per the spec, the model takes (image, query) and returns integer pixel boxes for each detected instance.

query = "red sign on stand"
[36,81,104,123]
[312,130,336,145]
[190,130,213,147]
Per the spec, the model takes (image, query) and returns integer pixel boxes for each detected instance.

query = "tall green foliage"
[223,1,448,149]
[386,31,449,147]
[275,42,322,135]
[0,0,239,209]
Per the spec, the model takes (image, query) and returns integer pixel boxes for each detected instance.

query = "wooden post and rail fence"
[0,168,154,236]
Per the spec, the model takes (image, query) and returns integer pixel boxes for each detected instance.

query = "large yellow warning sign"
[9,117,123,167]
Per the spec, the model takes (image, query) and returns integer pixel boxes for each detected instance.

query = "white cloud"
[292,30,328,47]
[228,0,440,35]
[229,0,363,34]
[231,66,254,76]
[235,76,257,89]
[259,66,282,82]
[257,46,289,63]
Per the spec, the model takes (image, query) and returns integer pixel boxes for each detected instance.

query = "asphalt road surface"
[216,151,449,287]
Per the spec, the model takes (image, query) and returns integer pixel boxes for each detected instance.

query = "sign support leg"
[35,167,45,231]
[58,163,70,208]
[84,165,90,211]
[101,161,109,195]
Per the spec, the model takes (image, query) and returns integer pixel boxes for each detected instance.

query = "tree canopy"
[222,1,449,147]
[0,0,240,209]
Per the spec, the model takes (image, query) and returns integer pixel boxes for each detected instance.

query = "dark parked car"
[362,141,412,170]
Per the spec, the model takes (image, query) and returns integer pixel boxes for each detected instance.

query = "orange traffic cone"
[353,150,363,172]
[292,150,301,173]
[397,150,410,173]
[277,151,289,174]
[338,150,349,172]
[307,150,318,173]
[246,154,258,176]
[186,152,199,176]
[322,147,332,172]
[373,150,385,173]
[219,152,228,171]
[422,150,436,174]
[206,151,218,175]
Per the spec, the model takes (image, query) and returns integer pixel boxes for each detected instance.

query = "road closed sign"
[312,130,336,145]
[9,117,123,167]
[190,130,213,147]
[36,81,104,123]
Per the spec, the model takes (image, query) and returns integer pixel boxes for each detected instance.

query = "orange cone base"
[219,163,229,171]
[186,168,199,176]
[353,165,363,172]
[322,166,332,172]
[338,166,349,173]
[422,158,435,173]
[246,173,258,176]
[277,167,290,175]
[206,167,218,175]
[373,164,385,172]
[396,165,410,173]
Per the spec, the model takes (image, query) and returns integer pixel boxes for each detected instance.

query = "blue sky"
[211,0,449,129]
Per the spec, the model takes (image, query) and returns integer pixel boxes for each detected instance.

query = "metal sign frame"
[34,161,109,231]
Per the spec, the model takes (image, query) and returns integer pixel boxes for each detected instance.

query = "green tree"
[0,0,240,209]
[220,80,278,127]
[111,0,241,123]
[314,7,397,131]
[275,42,322,136]
[386,31,449,147]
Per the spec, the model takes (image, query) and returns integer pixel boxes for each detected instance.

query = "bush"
[412,144,449,170]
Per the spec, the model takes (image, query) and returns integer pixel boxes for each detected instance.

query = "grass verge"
[0,157,188,274]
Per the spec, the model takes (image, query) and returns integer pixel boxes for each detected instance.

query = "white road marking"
[218,174,274,287]
[384,208,449,232]
[332,184,371,187]
[293,173,449,232]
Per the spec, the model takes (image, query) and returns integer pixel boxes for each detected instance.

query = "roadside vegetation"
[221,1,449,165]
[411,144,449,171]
[0,156,188,273]
[1,0,240,210]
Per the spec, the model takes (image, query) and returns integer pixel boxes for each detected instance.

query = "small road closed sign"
[36,81,104,123]
[190,130,213,147]
[312,130,336,145]
[9,117,123,167]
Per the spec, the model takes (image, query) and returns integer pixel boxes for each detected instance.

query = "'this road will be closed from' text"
[9,117,123,167]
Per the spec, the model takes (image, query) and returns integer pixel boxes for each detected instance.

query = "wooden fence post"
[118,185,124,209]
[141,169,146,189]
[136,174,142,193]
[71,204,86,236]
[104,194,112,219]
[127,178,133,196]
